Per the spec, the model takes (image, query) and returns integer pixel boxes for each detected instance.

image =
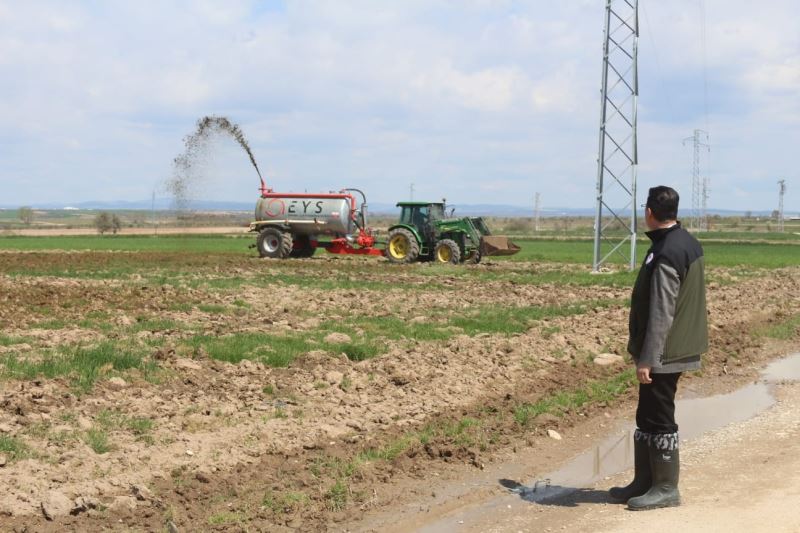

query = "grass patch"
[357,436,415,463]
[0,341,158,392]
[131,317,179,332]
[514,368,636,425]
[185,330,380,367]
[0,435,30,461]
[0,334,31,347]
[325,479,348,512]
[262,490,309,514]
[754,313,800,340]
[183,300,617,366]
[207,510,245,525]
[83,428,112,454]
[187,333,307,367]
[197,304,227,314]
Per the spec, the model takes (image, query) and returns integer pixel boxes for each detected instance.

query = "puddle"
[418,352,800,532]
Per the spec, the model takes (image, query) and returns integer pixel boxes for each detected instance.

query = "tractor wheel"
[257,227,293,259]
[386,228,420,264]
[434,239,461,264]
[290,235,316,258]
[464,250,482,264]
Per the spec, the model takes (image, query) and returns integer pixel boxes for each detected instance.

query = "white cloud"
[0,1,797,211]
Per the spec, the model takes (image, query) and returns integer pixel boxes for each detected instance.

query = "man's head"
[644,186,679,230]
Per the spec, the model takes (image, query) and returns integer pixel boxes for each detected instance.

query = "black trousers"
[635,372,681,434]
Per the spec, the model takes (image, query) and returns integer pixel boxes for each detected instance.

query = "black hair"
[646,186,679,222]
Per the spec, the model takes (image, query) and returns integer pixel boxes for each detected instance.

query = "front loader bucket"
[480,236,521,257]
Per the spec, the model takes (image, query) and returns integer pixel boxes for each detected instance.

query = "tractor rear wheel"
[434,239,461,264]
[257,227,293,259]
[386,228,420,264]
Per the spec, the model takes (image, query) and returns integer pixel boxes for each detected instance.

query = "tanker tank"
[254,195,354,236]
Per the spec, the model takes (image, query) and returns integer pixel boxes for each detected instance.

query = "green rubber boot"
[628,433,681,510]
[609,430,651,502]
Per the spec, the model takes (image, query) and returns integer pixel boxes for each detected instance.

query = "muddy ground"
[0,249,798,531]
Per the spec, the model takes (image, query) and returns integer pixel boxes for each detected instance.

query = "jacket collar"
[645,221,681,243]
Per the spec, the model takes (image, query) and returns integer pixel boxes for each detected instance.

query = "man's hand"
[637,365,653,384]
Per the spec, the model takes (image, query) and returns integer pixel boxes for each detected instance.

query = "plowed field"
[0,238,798,531]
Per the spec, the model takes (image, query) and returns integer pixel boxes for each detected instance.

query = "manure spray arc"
[170,115,519,262]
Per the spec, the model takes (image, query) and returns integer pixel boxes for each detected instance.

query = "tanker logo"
[265,199,285,217]
[264,199,326,218]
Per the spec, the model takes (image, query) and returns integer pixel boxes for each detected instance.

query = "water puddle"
[419,352,800,532]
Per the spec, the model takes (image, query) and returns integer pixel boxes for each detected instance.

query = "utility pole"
[534,192,541,232]
[151,188,157,236]
[682,129,710,231]
[592,0,639,272]
[778,179,786,232]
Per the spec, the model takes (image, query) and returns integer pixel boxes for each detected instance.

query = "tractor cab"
[397,201,445,241]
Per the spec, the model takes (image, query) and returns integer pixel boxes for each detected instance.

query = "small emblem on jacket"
[645,252,654,265]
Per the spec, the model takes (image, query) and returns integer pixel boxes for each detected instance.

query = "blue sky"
[0,0,798,212]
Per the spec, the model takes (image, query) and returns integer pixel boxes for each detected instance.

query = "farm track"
[0,250,798,530]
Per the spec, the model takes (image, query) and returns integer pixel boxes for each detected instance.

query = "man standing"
[609,186,708,510]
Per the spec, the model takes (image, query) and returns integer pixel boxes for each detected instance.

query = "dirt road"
[390,379,800,533]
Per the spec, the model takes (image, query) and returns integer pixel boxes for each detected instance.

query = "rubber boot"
[628,433,681,510]
[609,430,651,502]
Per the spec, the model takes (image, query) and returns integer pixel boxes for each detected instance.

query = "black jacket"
[628,223,708,372]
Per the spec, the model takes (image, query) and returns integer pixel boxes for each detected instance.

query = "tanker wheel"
[257,227,293,259]
[434,239,461,264]
[386,228,420,264]
[290,236,316,258]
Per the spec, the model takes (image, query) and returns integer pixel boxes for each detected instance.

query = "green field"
[1,234,797,269]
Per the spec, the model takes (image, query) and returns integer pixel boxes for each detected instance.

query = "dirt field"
[0,247,798,531]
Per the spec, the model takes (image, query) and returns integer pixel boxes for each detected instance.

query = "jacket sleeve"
[639,261,681,368]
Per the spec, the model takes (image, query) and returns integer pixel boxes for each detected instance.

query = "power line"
[699,0,710,133]
[640,1,676,118]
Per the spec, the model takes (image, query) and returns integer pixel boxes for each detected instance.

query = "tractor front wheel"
[257,227,293,259]
[386,228,420,264]
[434,239,461,264]
[464,250,482,264]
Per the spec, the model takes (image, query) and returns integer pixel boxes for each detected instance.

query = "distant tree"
[744,210,752,219]
[111,214,122,234]
[18,206,34,225]
[771,209,780,220]
[94,212,113,234]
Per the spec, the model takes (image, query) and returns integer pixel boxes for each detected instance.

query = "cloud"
[0,0,797,211]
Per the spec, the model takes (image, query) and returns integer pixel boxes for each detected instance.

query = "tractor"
[385,201,520,264]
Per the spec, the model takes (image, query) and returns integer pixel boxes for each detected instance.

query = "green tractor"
[385,201,520,264]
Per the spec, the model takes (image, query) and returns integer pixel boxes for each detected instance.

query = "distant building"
[62,207,80,211]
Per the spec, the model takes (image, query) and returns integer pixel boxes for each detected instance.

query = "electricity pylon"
[593,0,639,272]
[683,129,710,231]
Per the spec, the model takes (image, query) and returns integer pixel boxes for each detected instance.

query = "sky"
[0,0,798,213]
